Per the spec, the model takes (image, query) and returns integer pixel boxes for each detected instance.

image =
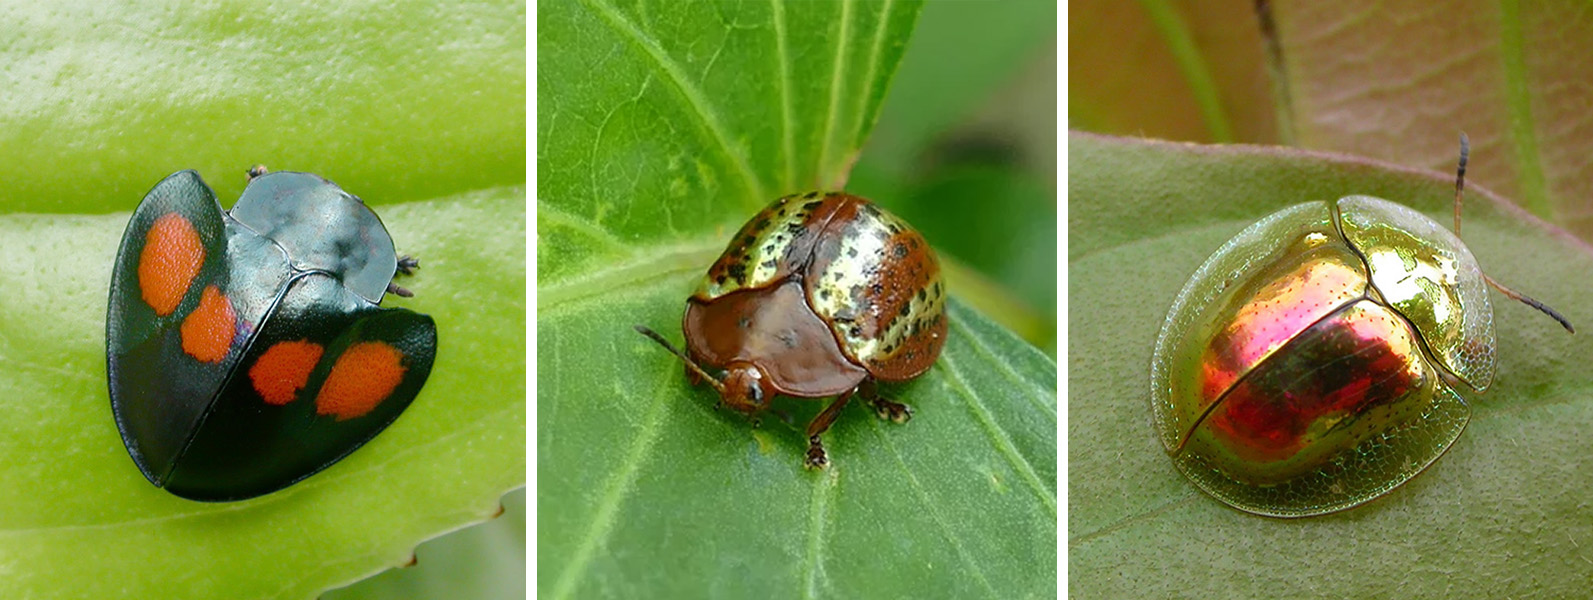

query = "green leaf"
[850,0,1059,351]
[1069,131,1593,598]
[323,488,527,600]
[538,1,1057,597]
[0,3,525,598]
[862,0,1058,178]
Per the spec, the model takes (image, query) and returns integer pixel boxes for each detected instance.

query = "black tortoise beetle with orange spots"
[636,192,947,469]
[106,167,436,501]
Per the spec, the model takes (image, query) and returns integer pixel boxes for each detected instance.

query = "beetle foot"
[396,255,421,275]
[871,398,913,424]
[804,436,829,470]
[247,164,269,181]
[386,282,414,298]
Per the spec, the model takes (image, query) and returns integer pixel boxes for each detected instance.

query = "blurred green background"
[850,0,1058,355]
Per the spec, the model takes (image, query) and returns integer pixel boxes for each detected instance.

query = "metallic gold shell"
[1150,197,1495,517]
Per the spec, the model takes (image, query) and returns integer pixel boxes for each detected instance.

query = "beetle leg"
[386,282,415,297]
[859,379,912,424]
[385,256,421,297]
[396,255,421,276]
[804,389,855,470]
[246,164,269,181]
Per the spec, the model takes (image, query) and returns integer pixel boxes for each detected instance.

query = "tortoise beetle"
[107,166,437,502]
[1150,135,1572,517]
[636,191,947,469]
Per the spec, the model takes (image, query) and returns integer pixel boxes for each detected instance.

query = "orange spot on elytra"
[315,341,406,420]
[180,286,235,363]
[250,340,325,405]
[138,213,204,316]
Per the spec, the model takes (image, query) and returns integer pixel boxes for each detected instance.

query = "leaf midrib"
[536,240,721,313]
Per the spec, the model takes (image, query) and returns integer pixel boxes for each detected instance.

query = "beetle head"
[634,325,774,414]
[718,361,774,414]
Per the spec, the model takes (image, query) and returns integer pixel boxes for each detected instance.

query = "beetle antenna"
[1454,132,1468,236]
[1482,275,1575,333]
[1451,133,1573,333]
[633,325,727,393]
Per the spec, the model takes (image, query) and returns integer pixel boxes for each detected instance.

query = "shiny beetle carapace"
[637,192,947,469]
[107,167,437,501]
[1150,135,1572,517]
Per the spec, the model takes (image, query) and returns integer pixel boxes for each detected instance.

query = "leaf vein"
[770,0,796,191]
[872,418,1000,598]
[537,199,629,253]
[579,0,767,202]
[851,0,893,150]
[549,364,674,600]
[948,315,1056,421]
[815,0,854,187]
[803,469,838,599]
[938,351,1057,518]
[537,241,720,313]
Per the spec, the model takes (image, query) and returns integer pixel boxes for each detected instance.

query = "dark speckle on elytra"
[804,191,820,200]
[738,316,751,328]
[804,201,822,210]
[917,289,926,302]
[847,247,858,258]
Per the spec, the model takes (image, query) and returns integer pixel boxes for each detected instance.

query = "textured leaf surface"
[1267,1,1593,238]
[538,1,1057,597]
[1069,132,1593,598]
[0,3,525,597]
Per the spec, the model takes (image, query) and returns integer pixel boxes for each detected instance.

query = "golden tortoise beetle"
[1149,135,1573,518]
[636,191,948,469]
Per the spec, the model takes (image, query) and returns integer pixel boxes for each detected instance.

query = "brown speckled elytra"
[636,191,948,469]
